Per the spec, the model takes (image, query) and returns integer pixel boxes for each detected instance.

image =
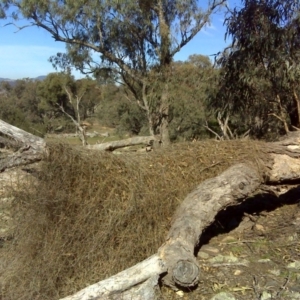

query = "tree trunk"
[293,88,300,129]
[158,163,261,289]
[1,119,300,299]
[275,94,290,133]
[140,80,156,138]
[158,82,171,147]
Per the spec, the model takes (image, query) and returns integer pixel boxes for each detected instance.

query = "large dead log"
[158,134,300,289]
[158,163,261,289]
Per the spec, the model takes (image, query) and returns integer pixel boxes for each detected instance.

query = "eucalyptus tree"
[210,0,300,137]
[0,0,225,145]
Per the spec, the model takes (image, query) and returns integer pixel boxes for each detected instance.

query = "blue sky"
[0,1,241,80]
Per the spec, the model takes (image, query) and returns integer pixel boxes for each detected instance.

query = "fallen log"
[1,119,300,299]
[158,133,300,289]
[87,136,156,151]
[0,120,47,172]
[57,163,261,300]
[158,163,261,289]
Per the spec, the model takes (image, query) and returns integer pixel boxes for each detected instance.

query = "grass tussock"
[0,139,268,300]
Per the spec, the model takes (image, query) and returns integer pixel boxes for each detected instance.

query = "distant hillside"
[0,78,13,82]
[0,76,46,83]
[0,76,46,86]
[34,76,47,81]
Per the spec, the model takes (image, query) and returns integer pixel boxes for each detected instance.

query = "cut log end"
[172,260,199,287]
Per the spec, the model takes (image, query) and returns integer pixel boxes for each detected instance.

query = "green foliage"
[168,56,217,141]
[0,74,104,136]
[96,84,147,136]
[37,73,102,133]
[211,0,300,138]
[95,54,218,140]
[0,52,219,140]
[75,78,102,119]
[0,97,29,131]
[0,79,46,135]
[37,73,73,116]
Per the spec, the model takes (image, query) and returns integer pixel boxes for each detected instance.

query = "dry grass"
[0,139,268,300]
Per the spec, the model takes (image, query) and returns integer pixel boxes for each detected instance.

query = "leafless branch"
[203,121,222,140]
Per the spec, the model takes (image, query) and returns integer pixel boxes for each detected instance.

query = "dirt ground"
[1,164,300,299]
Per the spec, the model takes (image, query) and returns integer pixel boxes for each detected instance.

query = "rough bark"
[157,133,300,290]
[0,136,20,149]
[158,163,261,289]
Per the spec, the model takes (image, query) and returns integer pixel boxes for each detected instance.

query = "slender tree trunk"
[145,107,155,138]
[159,83,171,146]
[272,94,290,134]
[141,82,156,137]
[157,0,171,147]
[63,87,88,146]
[293,89,300,129]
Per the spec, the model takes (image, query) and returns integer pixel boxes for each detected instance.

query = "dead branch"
[0,118,158,170]
[203,121,222,140]
[59,255,166,300]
